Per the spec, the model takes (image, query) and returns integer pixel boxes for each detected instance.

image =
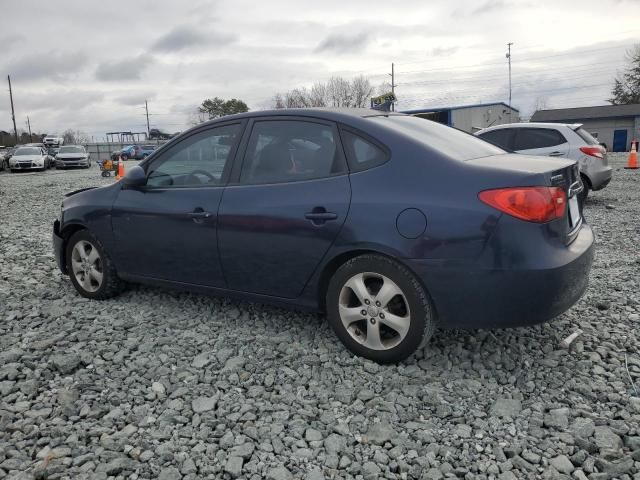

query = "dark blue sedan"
[53,109,594,363]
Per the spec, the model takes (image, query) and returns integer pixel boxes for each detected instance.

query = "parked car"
[475,123,612,202]
[53,109,594,363]
[55,145,91,169]
[0,147,10,171]
[120,144,156,160]
[43,136,64,147]
[9,146,52,171]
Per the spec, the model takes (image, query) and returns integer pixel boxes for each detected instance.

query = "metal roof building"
[531,104,640,152]
[402,102,520,133]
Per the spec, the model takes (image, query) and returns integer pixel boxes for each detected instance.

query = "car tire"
[578,174,590,203]
[326,254,436,363]
[65,229,123,300]
[121,154,129,161]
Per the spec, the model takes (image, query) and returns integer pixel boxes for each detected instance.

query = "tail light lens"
[579,146,604,159]
[479,187,567,223]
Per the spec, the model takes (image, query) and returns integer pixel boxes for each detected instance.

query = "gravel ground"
[0,155,639,480]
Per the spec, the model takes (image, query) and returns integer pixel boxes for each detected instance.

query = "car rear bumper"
[53,220,66,274]
[587,165,612,191]
[408,222,595,329]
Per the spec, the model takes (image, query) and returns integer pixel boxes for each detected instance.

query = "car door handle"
[548,151,564,157]
[305,209,338,225]
[187,210,213,223]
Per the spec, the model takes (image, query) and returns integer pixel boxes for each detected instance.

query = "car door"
[218,117,351,298]
[513,127,569,158]
[111,122,244,287]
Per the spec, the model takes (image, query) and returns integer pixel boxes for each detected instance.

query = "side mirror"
[122,165,147,188]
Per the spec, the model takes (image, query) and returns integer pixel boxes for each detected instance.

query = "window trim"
[232,116,348,186]
[338,124,391,173]
[142,120,245,190]
[513,127,567,151]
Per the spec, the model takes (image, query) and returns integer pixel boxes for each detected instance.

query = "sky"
[0,0,638,140]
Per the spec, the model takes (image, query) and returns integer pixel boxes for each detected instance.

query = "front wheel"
[65,229,123,300]
[326,254,436,363]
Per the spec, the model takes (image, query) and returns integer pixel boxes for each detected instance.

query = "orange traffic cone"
[625,141,638,170]
[116,155,125,180]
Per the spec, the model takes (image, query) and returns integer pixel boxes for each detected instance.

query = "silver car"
[475,122,612,201]
[8,146,51,172]
[55,145,90,169]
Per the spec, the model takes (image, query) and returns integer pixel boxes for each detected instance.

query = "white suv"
[475,123,612,201]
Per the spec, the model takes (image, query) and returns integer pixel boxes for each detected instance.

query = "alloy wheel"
[71,240,103,292]
[338,272,411,350]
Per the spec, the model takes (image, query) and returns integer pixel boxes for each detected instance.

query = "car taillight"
[579,146,604,159]
[478,187,566,223]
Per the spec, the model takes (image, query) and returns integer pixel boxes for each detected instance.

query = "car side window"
[513,128,566,150]
[240,120,344,184]
[341,129,389,172]
[146,124,240,188]
[478,129,513,150]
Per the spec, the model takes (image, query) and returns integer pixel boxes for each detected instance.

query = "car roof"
[200,108,403,126]
[478,122,582,133]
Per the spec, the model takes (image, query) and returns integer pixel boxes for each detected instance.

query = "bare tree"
[272,75,376,109]
[533,96,549,112]
[350,75,375,108]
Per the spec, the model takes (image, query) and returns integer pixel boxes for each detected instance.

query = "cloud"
[431,46,460,57]
[4,51,88,82]
[114,93,156,106]
[151,26,234,52]
[314,32,372,54]
[469,0,506,15]
[95,56,154,81]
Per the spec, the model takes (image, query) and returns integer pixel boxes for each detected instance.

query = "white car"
[55,145,91,168]
[9,146,51,172]
[475,123,612,201]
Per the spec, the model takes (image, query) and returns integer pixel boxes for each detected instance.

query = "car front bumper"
[56,159,89,167]
[10,162,44,170]
[408,222,595,329]
[53,220,66,274]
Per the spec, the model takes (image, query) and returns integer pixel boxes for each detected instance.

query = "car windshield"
[369,115,506,160]
[574,127,599,146]
[15,147,41,155]
[59,146,85,153]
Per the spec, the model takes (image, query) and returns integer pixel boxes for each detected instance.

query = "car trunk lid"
[467,154,582,243]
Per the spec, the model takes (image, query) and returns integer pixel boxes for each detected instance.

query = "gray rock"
[550,455,574,474]
[191,395,218,413]
[158,466,182,480]
[362,461,382,480]
[367,422,396,445]
[224,456,243,478]
[181,457,196,475]
[594,426,623,450]
[267,466,293,480]
[490,398,522,417]
[305,428,323,442]
[228,442,255,459]
[324,433,347,454]
[50,354,81,374]
[570,417,595,438]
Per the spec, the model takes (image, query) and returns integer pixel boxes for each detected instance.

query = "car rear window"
[369,115,505,160]
[513,128,566,150]
[574,127,599,145]
[341,129,389,171]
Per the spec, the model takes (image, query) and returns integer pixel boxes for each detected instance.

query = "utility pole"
[26,116,32,142]
[145,100,150,138]
[8,75,18,144]
[506,43,513,112]
[388,63,397,112]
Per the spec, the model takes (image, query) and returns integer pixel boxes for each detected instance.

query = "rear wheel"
[326,254,435,363]
[578,174,590,203]
[65,229,123,300]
